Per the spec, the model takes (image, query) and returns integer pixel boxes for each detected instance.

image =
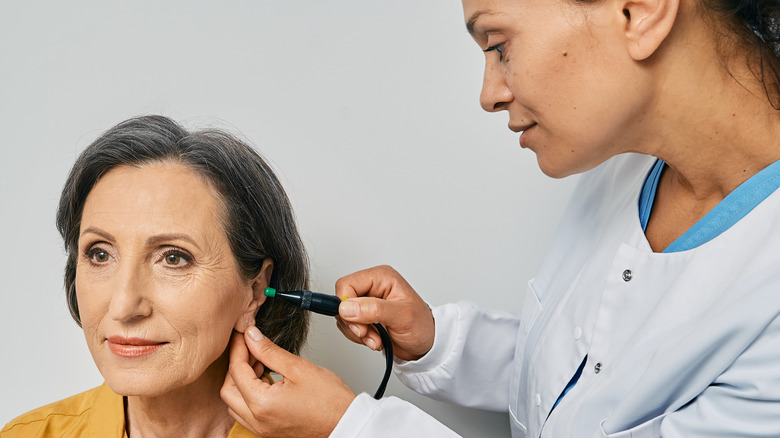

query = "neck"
[124,352,234,438]
[630,0,780,252]
[637,6,780,200]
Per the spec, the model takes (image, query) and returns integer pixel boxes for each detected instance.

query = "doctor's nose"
[480,62,513,112]
[107,265,153,323]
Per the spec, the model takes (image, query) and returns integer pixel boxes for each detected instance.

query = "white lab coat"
[331,154,780,437]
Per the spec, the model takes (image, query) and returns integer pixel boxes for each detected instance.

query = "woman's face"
[463,0,652,177]
[76,163,267,397]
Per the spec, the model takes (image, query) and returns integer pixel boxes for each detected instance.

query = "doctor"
[221,0,780,435]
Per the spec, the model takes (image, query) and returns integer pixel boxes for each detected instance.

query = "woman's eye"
[161,249,191,267]
[484,43,505,62]
[86,247,113,264]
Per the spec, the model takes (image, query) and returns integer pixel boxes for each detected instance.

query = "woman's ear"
[251,258,274,303]
[619,0,680,61]
[233,258,274,333]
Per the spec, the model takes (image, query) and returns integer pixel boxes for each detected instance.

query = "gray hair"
[56,115,309,354]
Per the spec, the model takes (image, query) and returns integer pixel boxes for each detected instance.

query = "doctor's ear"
[234,258,274,333]
[618,0,680,60]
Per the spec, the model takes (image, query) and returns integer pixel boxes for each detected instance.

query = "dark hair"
[700,0,780,107]
[56,115,309,354]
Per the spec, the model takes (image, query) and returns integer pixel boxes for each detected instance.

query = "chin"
[536,152,601,179]
[99,365,185,398]
[536,157,578,179]
[104,375,170,397]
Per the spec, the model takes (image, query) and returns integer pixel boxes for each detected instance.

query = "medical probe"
[263,287,393,399]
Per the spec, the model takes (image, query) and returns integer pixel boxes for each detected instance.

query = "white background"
[0,2,576,436]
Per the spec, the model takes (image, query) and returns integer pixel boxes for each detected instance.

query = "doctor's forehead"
[462,0,516,36]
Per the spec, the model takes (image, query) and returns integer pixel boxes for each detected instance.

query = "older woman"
[1,115,309,437]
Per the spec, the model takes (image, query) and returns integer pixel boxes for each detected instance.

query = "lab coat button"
[535,394,541,406]
[622,269,632,282]
[594,362,603,374]
[573,327,582,340]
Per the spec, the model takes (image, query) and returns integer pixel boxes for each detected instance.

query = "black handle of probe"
[271,289,342,316]
[264,287,393,399]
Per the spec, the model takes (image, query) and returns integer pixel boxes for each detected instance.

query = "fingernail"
[247,326,265,341]
[365,338,378,350]
[340,301,359,318]
[349,324,361,337]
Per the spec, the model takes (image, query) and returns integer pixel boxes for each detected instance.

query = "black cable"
[265,287,393,399]
[372,323,393,399]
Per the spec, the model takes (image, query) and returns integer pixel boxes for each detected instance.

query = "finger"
[336,316,368,342]
[338,296,406,327]
[252,361,266,377]
[228,361,271,417]
[336,316,383,350]
[227,332,266,386]
[243,326,307,381]
[229,331,250,366]
[361,324,383,351]
[221,370,257,429]
[228,331,273,410]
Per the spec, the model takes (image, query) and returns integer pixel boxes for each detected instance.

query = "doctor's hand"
[336,265,435,361]
[221,328,356,438]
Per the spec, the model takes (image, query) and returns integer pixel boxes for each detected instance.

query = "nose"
[107,263,152,323]
[479,61,513,112]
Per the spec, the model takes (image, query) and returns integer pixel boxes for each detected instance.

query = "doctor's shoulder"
[1,383,120,438]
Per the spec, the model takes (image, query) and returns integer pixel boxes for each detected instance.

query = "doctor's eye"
[484,43,505,62]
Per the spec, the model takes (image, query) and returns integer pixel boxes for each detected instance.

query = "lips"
[107,336,167,358]
[509,123,537,149]
[509,122,536,133]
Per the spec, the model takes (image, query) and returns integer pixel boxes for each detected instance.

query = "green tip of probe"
[264,287,276,297]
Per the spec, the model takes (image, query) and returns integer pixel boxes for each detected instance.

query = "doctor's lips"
[107,336,167,358]
[509,122,536,133]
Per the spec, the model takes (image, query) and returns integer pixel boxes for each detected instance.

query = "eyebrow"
[80,226,116,242]
[466,10,496,36]
[80,227,201,251]
[145,233,202,251]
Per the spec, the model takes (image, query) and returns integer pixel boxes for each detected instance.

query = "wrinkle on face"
[76,163,255,397]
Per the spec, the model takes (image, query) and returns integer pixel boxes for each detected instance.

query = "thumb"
[338,296,402,327]
[244,326,301,378]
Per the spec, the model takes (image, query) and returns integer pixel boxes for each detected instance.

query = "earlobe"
[620,0,679,61]
[233,258,275,333]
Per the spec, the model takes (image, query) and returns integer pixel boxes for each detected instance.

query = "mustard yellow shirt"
[1,383,256,438]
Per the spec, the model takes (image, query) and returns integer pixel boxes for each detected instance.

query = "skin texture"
[77,163,271,437]
[224,0,780,434]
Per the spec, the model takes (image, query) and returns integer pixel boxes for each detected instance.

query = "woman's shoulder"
[1,383,123,438]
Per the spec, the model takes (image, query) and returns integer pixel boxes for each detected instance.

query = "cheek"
[507,44,577,109]
[173,277,250,354]
[74,268,106,331]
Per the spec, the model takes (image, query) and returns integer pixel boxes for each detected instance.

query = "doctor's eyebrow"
[466,10,500,36]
